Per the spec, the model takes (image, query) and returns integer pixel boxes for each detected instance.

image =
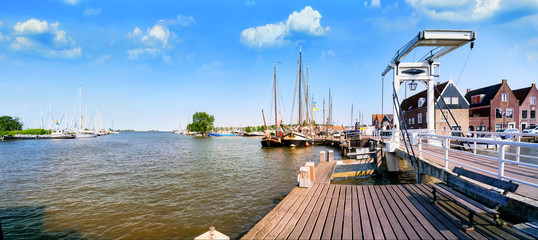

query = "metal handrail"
[416,132,538,188]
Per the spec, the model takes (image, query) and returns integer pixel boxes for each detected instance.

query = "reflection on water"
[0,132,339,239]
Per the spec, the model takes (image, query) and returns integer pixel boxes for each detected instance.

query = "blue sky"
[1,0,537,130]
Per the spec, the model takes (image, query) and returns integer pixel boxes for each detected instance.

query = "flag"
[313,107,318,112]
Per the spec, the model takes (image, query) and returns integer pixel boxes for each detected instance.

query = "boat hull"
[281,132,313,147]
[261,137,284,147]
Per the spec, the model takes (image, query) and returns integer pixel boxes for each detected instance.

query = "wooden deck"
[419,145,538,200]
[313,162,336,184]
[241,183,533,239]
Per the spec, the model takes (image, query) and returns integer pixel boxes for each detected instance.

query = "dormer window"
[418,97,426,108]
[471,94,485,104]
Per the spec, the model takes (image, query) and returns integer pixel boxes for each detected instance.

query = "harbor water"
[1,132,411,239]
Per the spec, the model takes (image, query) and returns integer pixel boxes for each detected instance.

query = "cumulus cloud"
[126,14,193,61]
[10,18,81,59]
[64,0,79,5]
[513,38,538,64]
[364,0,381,8]
[84,8,102,16]
[406,0,501,21]
[241,6,330,48]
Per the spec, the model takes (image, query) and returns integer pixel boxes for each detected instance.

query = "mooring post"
[194,226,229,240]
[320,151,326,163]
[328,150,334,162]
[305,161,315,182]
[298,166,312,188]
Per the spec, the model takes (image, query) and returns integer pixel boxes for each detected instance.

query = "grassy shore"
[0,129,52,136]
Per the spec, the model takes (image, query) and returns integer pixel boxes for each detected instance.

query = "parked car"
[523,125,538,134]
[496,128,520,139]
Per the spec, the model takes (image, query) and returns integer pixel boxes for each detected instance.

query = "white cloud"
[406,0,501,21]
[514,38,538,64]
[364,0,381,8]
[321,50,336,62]
[11,18,81,59]
[14,19,51,34]
[245,0,255,6]
[241,22,288,48]
[126,15,192,61]
[84,8,102,16]
[10,37,32,50]
[64,0,79,5]
[241,6,330,48]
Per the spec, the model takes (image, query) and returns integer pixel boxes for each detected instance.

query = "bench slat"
[514,222,538,238]
[432,183,497,215]
[453,167,518,193]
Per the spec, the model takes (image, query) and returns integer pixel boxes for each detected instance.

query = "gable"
[435,84,469,109]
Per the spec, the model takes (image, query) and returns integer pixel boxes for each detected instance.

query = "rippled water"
[0,132,347,239]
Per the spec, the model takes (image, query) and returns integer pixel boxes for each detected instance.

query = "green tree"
[245,126,252,132]
[257,125,265,132]
[187,112,215,134]
[0,116,23,131]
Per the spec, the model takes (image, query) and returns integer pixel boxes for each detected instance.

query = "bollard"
[305,161,315,182]
[319,151,327,163]
[328,150,334,162]
[194,226,229,240]
[298,167,312,188]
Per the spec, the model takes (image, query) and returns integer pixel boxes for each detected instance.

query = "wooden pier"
[241,183,533,239]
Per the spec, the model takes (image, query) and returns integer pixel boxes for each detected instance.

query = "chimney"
[437,82,440,86]
[467,88,471,93]
[502,79,507,84]
[532,83,536,88]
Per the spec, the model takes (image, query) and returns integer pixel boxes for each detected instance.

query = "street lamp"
[409,80,418,91]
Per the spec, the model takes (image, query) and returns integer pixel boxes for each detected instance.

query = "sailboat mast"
[274,63,278,135]
[306,67,309,127]
[79,86,83,131]
[298,50,303,128]
[351,103,353,128]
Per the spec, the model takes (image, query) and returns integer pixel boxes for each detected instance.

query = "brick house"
[400,80,469,134]
[372,114,393,129]
[512,83,538,130]
[465,79,519,132]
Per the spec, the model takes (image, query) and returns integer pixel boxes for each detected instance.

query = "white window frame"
[418,113,422,124]
[418,97,426,108]
[501,93,508,102]
[506,108,514,119]
[440,110,449,122]
[452,97,458,105]
[496,108,503,119]
[531,97,536,105]
[522,110,528,119]
[444,97,451,104]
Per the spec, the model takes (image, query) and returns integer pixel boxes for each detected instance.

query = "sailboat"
[73,86,97,138]
[261,63,284,147]
[281,49,313,147]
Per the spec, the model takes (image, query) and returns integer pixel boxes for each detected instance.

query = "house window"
[418,113,422,124]
[409,118,412,125]
[418,97,426,108]
[495,124,503,131]
[440,110,449,122]
[496,108,503,119]
[477,125,487,131]
[532,110,536,119]
[501,93,508,102]
[506,108,513,119]
[471,94,485,104]
[412,118,415,124]
[452,97,458,104]
[522,123,527,130]
[532,97,536,105]
[444,97,451,104]
[523,110,528,119]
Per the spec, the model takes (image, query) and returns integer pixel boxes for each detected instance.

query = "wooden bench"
[430,167,519,231]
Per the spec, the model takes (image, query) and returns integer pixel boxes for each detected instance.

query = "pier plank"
[351,185,362,240]
[357,185,373,240]
[321,184,341,239]
[275,183,323,239]
[291,184,329,239]
[241,187,303,239]
[372,184,407,239]
[252,187,309,239]
[378,185,419,240]
[342,185,353,240]
[308,184,336,239]
[364,185,384,239]
[369,185,396,240]
[332,185,346,239]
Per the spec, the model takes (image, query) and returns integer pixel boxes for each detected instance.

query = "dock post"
[298,167,312,188]
[328,150,334,162]
[305,161,315,182]
[320,151,326,163]
[194,226,229,240]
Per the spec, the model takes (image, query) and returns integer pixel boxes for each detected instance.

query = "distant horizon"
[1,1,537,131]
